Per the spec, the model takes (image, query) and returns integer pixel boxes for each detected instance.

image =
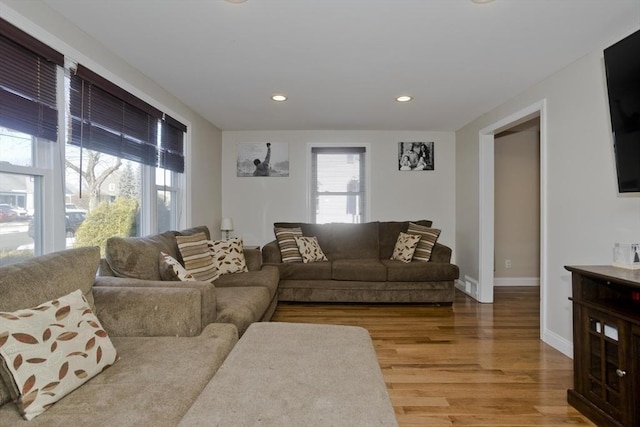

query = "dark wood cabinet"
[566,265,640,427]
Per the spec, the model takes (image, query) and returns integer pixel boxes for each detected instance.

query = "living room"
[1,0,639,425]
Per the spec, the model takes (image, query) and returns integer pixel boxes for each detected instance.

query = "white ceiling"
[41,0,640,132]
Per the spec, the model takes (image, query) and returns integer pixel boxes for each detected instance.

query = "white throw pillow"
[391,232,422,263]
[0,289,118,420]
[294,236,328,263]
[159,252,197,282]
[208,237,249,275]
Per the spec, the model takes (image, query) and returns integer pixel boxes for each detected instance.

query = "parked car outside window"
[0,205,18,222]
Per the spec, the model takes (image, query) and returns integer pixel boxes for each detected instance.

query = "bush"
[0,249,35,267]
[74,198,139,255]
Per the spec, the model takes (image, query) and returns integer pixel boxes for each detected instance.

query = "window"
[311,146,366,224]
[0,18,187,263]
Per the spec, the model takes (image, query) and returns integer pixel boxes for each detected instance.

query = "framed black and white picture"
[398,141,434,171]
[237,142,289,177]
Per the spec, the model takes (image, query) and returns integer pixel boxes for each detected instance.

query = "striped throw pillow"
[176,232,219,282]
[274,227,303,263]
[407,222,441,262]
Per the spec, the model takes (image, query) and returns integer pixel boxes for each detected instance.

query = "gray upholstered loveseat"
[99,225,280,335]
[262,220,459,304]
[0,247,238,425]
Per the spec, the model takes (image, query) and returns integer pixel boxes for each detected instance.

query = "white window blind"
[311,146,365,224]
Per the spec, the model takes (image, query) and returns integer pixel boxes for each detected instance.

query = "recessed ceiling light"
[271,94,287,102]
[471,0,495,4]
[225,0,247,3]
[396,96,412,102]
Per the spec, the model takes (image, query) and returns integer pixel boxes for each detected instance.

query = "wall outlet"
[505,259,512,269]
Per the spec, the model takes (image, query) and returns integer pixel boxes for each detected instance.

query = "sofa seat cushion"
[274,261,332,280]
[213,266,280,300]
[0,323,238,426]
[214,287,272,336]
[381,259,460,281]
[332,259,387,282]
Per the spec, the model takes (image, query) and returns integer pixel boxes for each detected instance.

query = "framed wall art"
[237,142,289,177]
[398,141,434,171]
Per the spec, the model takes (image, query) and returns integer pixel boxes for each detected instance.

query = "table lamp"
[220,218,234,240]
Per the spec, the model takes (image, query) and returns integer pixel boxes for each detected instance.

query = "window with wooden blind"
[311,146,366,224]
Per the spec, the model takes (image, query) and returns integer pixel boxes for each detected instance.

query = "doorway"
[478,100,548,339]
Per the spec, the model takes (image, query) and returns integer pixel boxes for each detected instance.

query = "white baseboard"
[494,277,539,287]
[455,276,480,301]
[542,328,573,359]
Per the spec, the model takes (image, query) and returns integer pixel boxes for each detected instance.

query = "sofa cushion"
[381,259,460,281]
[274,261,332,280]
[325,222,379,260]
[0,323,238,425]
[391,232,422,263]
[0,290,118,420]
[105,231,176,281]
[214,267,280,301]
[295,236,328,263]
[159,252,196,281]
[176,233,219,282]
[214,287,272,336]
[208,238,249,275]
[274,227,303,263]
[0,246,99,314]
[378,220,433,259]
[332,259,387,282]
[407,222,441,262]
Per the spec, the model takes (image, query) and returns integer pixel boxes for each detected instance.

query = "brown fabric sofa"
[262,221,459,304]
[99,225,280,335]
[0,247,238,425]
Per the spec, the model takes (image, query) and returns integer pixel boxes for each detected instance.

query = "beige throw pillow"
[0,289,118,420]
[176,232,219,282]
[294,236,328,263]
[391,232,422,263]
[407,222,441,262]
[208,237,249,275]
[159,252,197,282]
[274,227,303,263]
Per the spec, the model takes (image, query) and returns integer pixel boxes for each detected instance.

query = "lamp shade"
[220,218,234,231]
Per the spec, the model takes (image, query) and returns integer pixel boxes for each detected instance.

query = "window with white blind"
[311,146,366,224]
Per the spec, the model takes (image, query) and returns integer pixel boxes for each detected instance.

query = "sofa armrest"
[244,248,262,271]
[430,243,452,263]
[92,286,202,337]
[262,240,282,263]
[94,276,217,326]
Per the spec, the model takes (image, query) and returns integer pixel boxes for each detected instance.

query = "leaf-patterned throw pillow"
[208,237,249,275]
[294,236,328,263]
[407,222,441,262]
[176,232,219,283]
[0,289,118,420]
[391,232,422,263]
[159,252,197,282]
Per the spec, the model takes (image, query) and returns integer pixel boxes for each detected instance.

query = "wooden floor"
[271,287,594,426]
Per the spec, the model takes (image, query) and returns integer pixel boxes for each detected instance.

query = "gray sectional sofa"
[262,220,459,304]
[0,247,239,425]
[99,225,280,335]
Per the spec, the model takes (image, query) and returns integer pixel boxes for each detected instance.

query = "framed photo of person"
[237,142,290,177]
[398,142,434,171]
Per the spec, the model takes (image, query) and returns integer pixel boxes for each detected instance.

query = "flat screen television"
[603,29,640,193]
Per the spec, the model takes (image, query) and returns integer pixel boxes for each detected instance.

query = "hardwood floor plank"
[271,287,595,426]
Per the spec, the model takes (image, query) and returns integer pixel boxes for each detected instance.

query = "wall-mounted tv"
[603,29,640,193]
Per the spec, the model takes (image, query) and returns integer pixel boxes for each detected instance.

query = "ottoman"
[179,322,398,426]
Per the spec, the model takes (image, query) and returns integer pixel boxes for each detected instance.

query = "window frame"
[307,143,370,224]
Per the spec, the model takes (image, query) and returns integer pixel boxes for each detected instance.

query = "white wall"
[456,32,640,354]
[222,131,456,250]
[1,0,223,236]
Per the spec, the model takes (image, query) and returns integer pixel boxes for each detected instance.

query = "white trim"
[494,277,540,286]
[542,327,573,359]
[478,100,552,346]
[455,275,480,300]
